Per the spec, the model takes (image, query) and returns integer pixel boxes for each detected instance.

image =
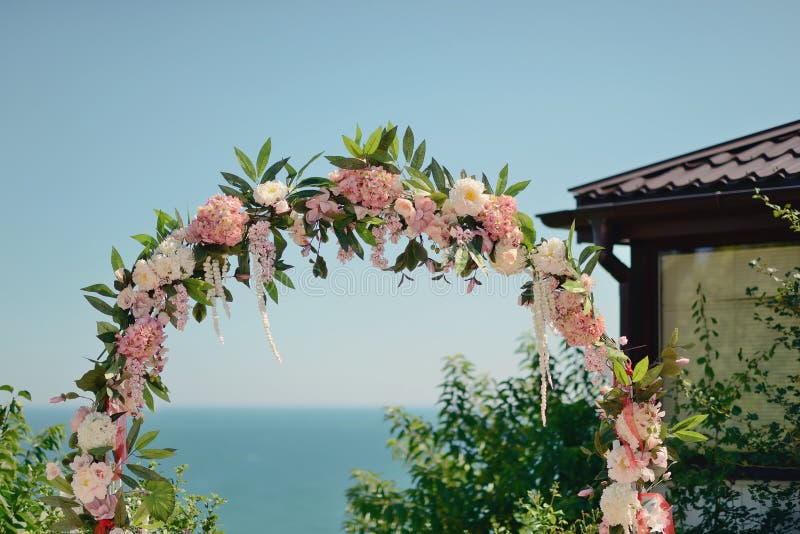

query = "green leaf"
[670,414,708,433]
[430,159,447,192]
[264,280,279,304]
[192,302,207,323]
[131,233,158,249]
[405,166,435,192]
[673,430,708,443]
[612,360,630,386]
[496,164,509,195]
[126,418,143,451]
[47,476,73,495]
[513,212,537,249]
[354,124,362,144]
[669,327,679,347]
[147,379,170,402]
[219,184,247,202]
[578,245,604,267]
[0,384,12,393]
[325,156,367,170]
[127,463,168,482]
[143,480,176,522]
[134,430,159,451]
[313,255,328,278]
[377,125,397,153]
[342,135,362,157]
[402,127,414,161]
[566,220,576,262]
[138,448,177,459]
[88,445,113,456]
[111,246,125,271]
[256,138,272,177]
[76,367,106,393]
[639,363,664,387]
[363,127,382,154]
[183,278,213,306]
[82,283,116,298]
[261,157,290,183]
[295,151,324,181]
[355,223,377,246]
[504,180,531,197]
[481,173,494,194]
[454,247,469,276]
[273,270,295,289]
[220,172,253,193]
[234,146,256,180]
[410,140,426,169]
[348,231,364,259]
[295,177,336,189]
[631,356,649,383]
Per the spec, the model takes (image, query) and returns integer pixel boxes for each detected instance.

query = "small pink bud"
[157,312,170,326]
[663,471,672,480]
[676,358,690,366]
[49,395,64,404]
[114,268,125,282]
[577,487,594,498]
[467,278,477,294]
[426,259,436,274]
[619,336,628,346]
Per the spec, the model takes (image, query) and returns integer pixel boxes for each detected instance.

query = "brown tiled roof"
[572,120,800,206]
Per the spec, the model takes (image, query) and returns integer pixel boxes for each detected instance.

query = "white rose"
[76,412,115,454]
[132,259,159,291]
[448,178,488,217]
[253,181,289,206]
[490,242,526,275]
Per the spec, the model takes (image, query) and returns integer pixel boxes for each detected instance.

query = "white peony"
[132,259,159,291]
[531,237,570,276]
[599,482,639,528]
[606,440,643,484]
[76,412,115,454]
[490,241,527,275]
[253,180,289,206]
[448,178,488,217]
[150,238,195,281]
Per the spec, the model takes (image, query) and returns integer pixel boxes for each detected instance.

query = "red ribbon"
[638,493,675,534]
[621,398,643,449]
[95,519,115,534]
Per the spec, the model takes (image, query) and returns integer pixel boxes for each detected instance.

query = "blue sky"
[2,1,798,406]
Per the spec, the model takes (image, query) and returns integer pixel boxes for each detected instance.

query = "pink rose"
[394,198,415,219]
[116,286,135,310]
[273,199,290,214]
[84,493,117,520]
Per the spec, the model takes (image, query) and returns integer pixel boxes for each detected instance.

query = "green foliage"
[0,387,65,532]
[125,464,227,533]
[493,485,601,534]
[668,263,800,531]
[343,339,603,533]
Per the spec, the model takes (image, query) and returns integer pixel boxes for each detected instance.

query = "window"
[660,243,799,428]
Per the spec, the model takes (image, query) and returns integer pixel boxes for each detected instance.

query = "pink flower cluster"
[305,191,341,223]
[116,316,165,362]
[69,453,114,506]
[476,194,521,246]
[370,225,389,269]
[553,289,605,347]
[329,166,402,213]
[248,220,276,282]
[186,195,249,246]
[170,283,189,331]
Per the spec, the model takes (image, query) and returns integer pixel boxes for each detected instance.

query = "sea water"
[25,406,432,533]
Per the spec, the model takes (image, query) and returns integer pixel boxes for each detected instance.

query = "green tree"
[0,386,65,532]
[344,339,602,533]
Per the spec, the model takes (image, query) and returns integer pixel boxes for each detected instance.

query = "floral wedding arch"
[45,125,705,534]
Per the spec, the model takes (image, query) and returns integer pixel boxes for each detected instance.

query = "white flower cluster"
[599,482,639,529]
[131,232,195,291]
[531,237,571,277]
[449,178,488,217]
[204,256,230,344]
[490,241,526,275]
[76,412,115,453]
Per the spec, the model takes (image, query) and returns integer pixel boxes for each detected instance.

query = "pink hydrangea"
[370,225,389,269]
[424,216,451,248]
[170,283,189,331]
[186,195,249,246]
[116,316,165,362]
[553,290,605,347]
[71,406,91,433]
[584,344,608,373]
[329,166,402,213]
[476,194,520,245]
[405,197,436,235]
